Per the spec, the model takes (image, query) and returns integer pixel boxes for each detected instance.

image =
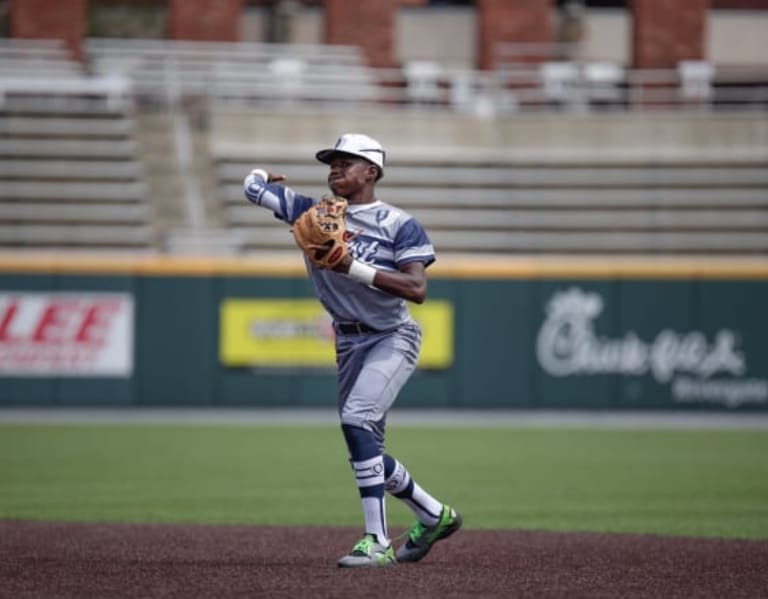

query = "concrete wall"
[708,11,768,65]
[396,6,476,70]
[211,110,768,160]
[579,10,631,65]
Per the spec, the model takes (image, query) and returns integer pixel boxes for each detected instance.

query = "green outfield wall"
[1,256,766,410]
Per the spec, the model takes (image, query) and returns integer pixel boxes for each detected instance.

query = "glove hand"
[291,196,349,269]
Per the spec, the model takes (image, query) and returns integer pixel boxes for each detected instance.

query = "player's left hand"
[291,195,350,269]
[331,254,353,274]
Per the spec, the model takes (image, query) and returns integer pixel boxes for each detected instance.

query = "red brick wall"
[632,0,709,69]
[168,0,244,41]
[10,0,87,60]
[477,0,554,70]
[323,0,396,68]
[712,0,768,7]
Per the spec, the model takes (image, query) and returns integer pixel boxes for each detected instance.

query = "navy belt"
[336,322,380,335]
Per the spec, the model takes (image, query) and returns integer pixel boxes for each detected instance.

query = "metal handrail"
[1,38,766,114]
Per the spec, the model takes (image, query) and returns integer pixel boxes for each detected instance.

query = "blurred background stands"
[0,39,153,252]
[0,30,766,257]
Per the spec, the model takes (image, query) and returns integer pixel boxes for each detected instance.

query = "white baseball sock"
[385,457,443,526]
[352,455,388,545]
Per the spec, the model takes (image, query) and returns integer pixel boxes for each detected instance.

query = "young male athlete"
[243,133,461,567]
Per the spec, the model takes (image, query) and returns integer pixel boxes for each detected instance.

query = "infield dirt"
[1,521,766,598]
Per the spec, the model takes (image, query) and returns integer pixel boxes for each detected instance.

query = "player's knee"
[341,423,381,461]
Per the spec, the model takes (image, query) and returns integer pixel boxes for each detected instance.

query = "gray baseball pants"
[336,321,421,450]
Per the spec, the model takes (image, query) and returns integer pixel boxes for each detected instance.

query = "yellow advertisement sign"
[220,299,453,369]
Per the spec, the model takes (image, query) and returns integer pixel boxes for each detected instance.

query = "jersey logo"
[375,209,390,223]
[349,238,380,263]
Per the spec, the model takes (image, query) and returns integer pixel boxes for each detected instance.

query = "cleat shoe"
[396,505,462,563]
[337,534,396,568]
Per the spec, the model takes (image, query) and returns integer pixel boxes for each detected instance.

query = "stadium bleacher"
[214,150,768,256]
[0,41,153,251]
[0,38,83,79]
[0,38,766,256]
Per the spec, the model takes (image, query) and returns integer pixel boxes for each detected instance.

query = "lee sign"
[0,292,134,377]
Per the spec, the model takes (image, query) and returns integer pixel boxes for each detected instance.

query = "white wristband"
[347,260,377,286]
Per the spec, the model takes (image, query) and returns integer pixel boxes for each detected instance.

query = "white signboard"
[0,292,134,377]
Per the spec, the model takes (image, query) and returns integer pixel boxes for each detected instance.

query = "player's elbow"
[395,263,428,303]
[406,282,427,304]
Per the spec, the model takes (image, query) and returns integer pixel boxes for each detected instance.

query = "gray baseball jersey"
[244,171,435,439]
[243,172,436,330]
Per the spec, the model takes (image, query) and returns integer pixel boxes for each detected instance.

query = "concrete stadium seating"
[0,39,83,80]
[2,39,766,257]
[0,71,154,250]
[214,151,768,255]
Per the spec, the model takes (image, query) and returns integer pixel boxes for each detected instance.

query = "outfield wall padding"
[1,258,767,410]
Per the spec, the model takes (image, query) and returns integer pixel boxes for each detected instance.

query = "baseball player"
[243,133,462,567]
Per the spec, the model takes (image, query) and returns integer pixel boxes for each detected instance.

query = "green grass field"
[1,423,767,539]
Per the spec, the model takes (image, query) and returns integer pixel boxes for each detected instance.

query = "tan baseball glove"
[291,195,349,269]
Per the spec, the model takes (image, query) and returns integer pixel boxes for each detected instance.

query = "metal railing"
[1,38,766,114]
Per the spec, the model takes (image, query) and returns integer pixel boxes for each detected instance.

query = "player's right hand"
[249,169,287,183]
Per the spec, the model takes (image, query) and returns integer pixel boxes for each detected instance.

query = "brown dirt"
[1,521,766,599]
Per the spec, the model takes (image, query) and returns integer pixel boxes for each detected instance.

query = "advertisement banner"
[0,292,134,377]
[220,298,453,369]
[535,286,768,409]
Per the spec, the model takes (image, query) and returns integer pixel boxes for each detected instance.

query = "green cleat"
[337,534,396,568]
[395,505,462,563]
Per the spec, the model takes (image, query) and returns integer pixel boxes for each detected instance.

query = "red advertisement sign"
[0,293,134,376]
